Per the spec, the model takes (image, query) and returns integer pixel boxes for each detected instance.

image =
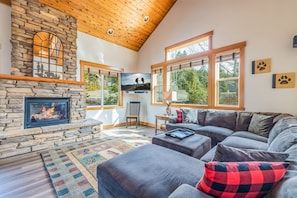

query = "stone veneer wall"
[11,0,77,80]
[0,75,102,158]
[0,118,102,158]
[0,77,86,131]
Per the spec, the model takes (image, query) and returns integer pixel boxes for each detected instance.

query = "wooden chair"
[126,101,141,128]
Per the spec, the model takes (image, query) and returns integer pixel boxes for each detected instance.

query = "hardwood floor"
[0,126,156,198]
[0,152,56,198]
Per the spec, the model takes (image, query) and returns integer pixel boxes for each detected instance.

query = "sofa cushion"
[272,113,293,124]
[196,126,234,146]
[200,146,217,162]
[204,111,236,130]
[213,144,289,162]
[235,112,253,131]
[270,176,297,198]
[285,144,297,164]
[196,161,289,198]
[182,108,198,123]
[168,184,213,198]
[176,109,183,123]
[268,127,297,152]
[197,109,208,125]
[268,117,297,145]
[231,131,268,143]
[220,136,268,150]
[248,114,274,137]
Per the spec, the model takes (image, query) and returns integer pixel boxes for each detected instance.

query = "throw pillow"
[213,144,289,162]
[268,127,297,152]
[196,161,289,198]
[268,117,297,145]
[197,109,208,125]
[235,112,253,131]
[248,114,274,137]
[182,108,198,123]
[176,109,183,123]
[204,111,237,130]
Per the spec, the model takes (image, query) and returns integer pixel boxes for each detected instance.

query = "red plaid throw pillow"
[176,109,183,123]
[196,161,289,198]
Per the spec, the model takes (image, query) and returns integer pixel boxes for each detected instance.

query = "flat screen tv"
[121,73,151,92]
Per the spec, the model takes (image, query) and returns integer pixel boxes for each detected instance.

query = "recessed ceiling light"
[143,16,149,22]
[107,28,114,35]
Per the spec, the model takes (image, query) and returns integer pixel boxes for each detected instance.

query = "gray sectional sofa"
[97,109,297,198]
[166,109,291,147]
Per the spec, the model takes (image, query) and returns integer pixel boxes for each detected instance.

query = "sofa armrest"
[168,184,214,198]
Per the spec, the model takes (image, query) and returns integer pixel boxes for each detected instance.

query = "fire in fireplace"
[24,97,70,129]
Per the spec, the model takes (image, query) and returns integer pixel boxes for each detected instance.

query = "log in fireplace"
[24,97,70,129]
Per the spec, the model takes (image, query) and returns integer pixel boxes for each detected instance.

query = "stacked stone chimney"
[11,0,77,80]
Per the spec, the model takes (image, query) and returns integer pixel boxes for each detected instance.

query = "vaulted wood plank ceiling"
[0,0,10,5]
[35,0,177,51]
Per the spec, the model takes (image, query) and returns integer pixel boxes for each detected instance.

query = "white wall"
[0,3,11,74]
[77,32,140,125]
[77,32,139,79]
[138,0,297,121]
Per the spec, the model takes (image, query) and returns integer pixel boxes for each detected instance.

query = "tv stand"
[126,90,148,94]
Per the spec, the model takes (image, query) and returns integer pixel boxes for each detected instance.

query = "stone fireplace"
[24,97,70,129]
[0,0,102,159]
[0,76,102,159]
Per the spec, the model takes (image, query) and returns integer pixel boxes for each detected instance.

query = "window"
[215,50,240,106]
[80,60,123,109]
[167,57,209,105]
[165,31,212,61]
[151,64,164,104]
[151,31,246,110]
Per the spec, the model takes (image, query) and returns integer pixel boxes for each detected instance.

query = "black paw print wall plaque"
[252,58,271,74]
[272,72,295,88]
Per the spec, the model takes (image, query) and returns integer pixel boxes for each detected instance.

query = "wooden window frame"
[151,62,165,106]
[151,31,246,110]
[80,60,124,110]
[212,43,245,110]
[165,31,213,61]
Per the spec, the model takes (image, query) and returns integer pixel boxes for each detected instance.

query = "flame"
[41,106,55,116]
[46,107,55,116]
[41,106,47,112]
[31,106,58,120]
[31,105,64,121]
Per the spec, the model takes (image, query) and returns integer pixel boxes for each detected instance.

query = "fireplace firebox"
[24,97,70,129]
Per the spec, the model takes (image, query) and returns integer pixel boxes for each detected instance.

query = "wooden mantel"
[0,74,86,85]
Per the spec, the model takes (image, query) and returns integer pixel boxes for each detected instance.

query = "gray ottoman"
[97,144,205,198]
[152,132,211,159]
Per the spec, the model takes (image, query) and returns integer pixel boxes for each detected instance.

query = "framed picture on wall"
[272,72,295,88]
[252,58,271,74]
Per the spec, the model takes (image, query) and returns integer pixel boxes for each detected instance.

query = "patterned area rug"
[41,136,151,197]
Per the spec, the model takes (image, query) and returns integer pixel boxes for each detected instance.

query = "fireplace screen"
[24,97,70,129]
